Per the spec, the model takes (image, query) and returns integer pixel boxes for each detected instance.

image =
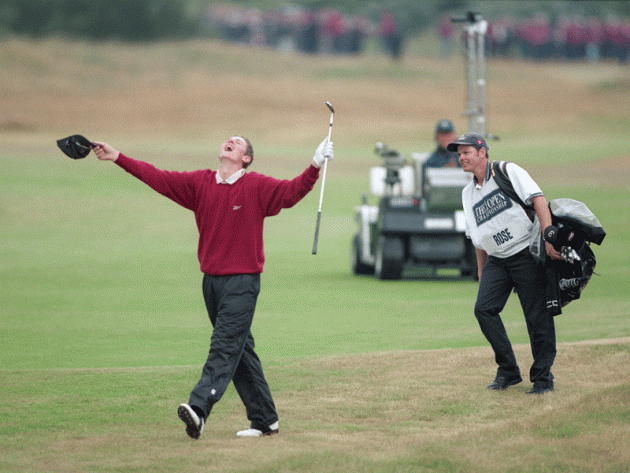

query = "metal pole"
[452,12,496,139]
[475,19,488,136]
[465,22,477,133]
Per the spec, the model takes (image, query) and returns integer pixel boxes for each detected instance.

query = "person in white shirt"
[448,133,561,395]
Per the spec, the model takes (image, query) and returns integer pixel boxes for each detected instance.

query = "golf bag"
[545,198,605,314]
[491,162,606,315]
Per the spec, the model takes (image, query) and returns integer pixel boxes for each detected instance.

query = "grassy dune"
[1,38,630,472]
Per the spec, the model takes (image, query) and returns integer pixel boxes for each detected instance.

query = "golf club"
[312,101,334,255]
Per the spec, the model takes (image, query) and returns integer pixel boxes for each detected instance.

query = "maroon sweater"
[115,154,320,275]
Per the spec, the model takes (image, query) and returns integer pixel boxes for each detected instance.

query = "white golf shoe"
[236,421,279,437]
[178,403,204,440]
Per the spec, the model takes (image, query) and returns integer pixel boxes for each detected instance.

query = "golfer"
[448,133,561,395]
[93,136,333,438]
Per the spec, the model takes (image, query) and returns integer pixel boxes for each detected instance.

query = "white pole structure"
[452,12,495,139]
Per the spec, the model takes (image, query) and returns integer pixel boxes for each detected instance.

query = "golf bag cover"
[545,198,605,315]
[490,163,605,315]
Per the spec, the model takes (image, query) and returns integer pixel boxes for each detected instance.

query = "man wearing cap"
[424,119,460,168]
[448,133,561,395]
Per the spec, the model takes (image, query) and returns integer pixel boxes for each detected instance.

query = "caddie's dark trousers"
[188,274,278,430]
[474,251,556,385]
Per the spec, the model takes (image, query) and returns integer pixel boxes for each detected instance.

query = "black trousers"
[474,251,556,385]
[188,274,278,430]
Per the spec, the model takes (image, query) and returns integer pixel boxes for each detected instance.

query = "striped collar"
[474,161,492,188]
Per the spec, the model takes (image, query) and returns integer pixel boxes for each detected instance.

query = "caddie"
[448,133,561,395]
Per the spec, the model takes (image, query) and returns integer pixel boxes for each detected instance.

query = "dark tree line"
[0,0,200,41]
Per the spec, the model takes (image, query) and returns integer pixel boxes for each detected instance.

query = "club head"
[326,101,335,114]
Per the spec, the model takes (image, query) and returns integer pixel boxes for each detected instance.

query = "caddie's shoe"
[526,382,554,395]
[178,403,204,440]
[487,375,523,390]
[236,421,279,437]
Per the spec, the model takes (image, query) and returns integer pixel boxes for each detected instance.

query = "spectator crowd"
[204,5,402,58]
[440,12,630,63]
[205,5,630,64]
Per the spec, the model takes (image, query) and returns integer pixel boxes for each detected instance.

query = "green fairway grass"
[1,38,629,472]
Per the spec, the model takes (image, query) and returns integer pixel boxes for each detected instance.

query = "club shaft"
[316,157,328,213]
[312,158,328,254]
[312,211,322,254]
[327,113,334,141]
[312,104,334,255]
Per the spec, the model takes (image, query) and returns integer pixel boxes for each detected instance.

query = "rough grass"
[1,340,629,473]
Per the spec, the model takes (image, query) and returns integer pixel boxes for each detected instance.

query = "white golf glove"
[312,138,333,168]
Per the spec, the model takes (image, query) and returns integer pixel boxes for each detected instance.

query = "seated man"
[425,119,460,168]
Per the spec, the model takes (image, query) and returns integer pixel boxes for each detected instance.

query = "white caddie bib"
[462,162,543,258]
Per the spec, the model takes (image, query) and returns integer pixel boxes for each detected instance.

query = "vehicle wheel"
[352,234,374,275]
[374,235,404,280]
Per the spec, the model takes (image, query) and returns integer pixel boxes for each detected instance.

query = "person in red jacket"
[94,135,333,439]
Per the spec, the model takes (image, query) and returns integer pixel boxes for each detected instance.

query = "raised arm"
[260,138,333,216]
[92,141,199,211]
